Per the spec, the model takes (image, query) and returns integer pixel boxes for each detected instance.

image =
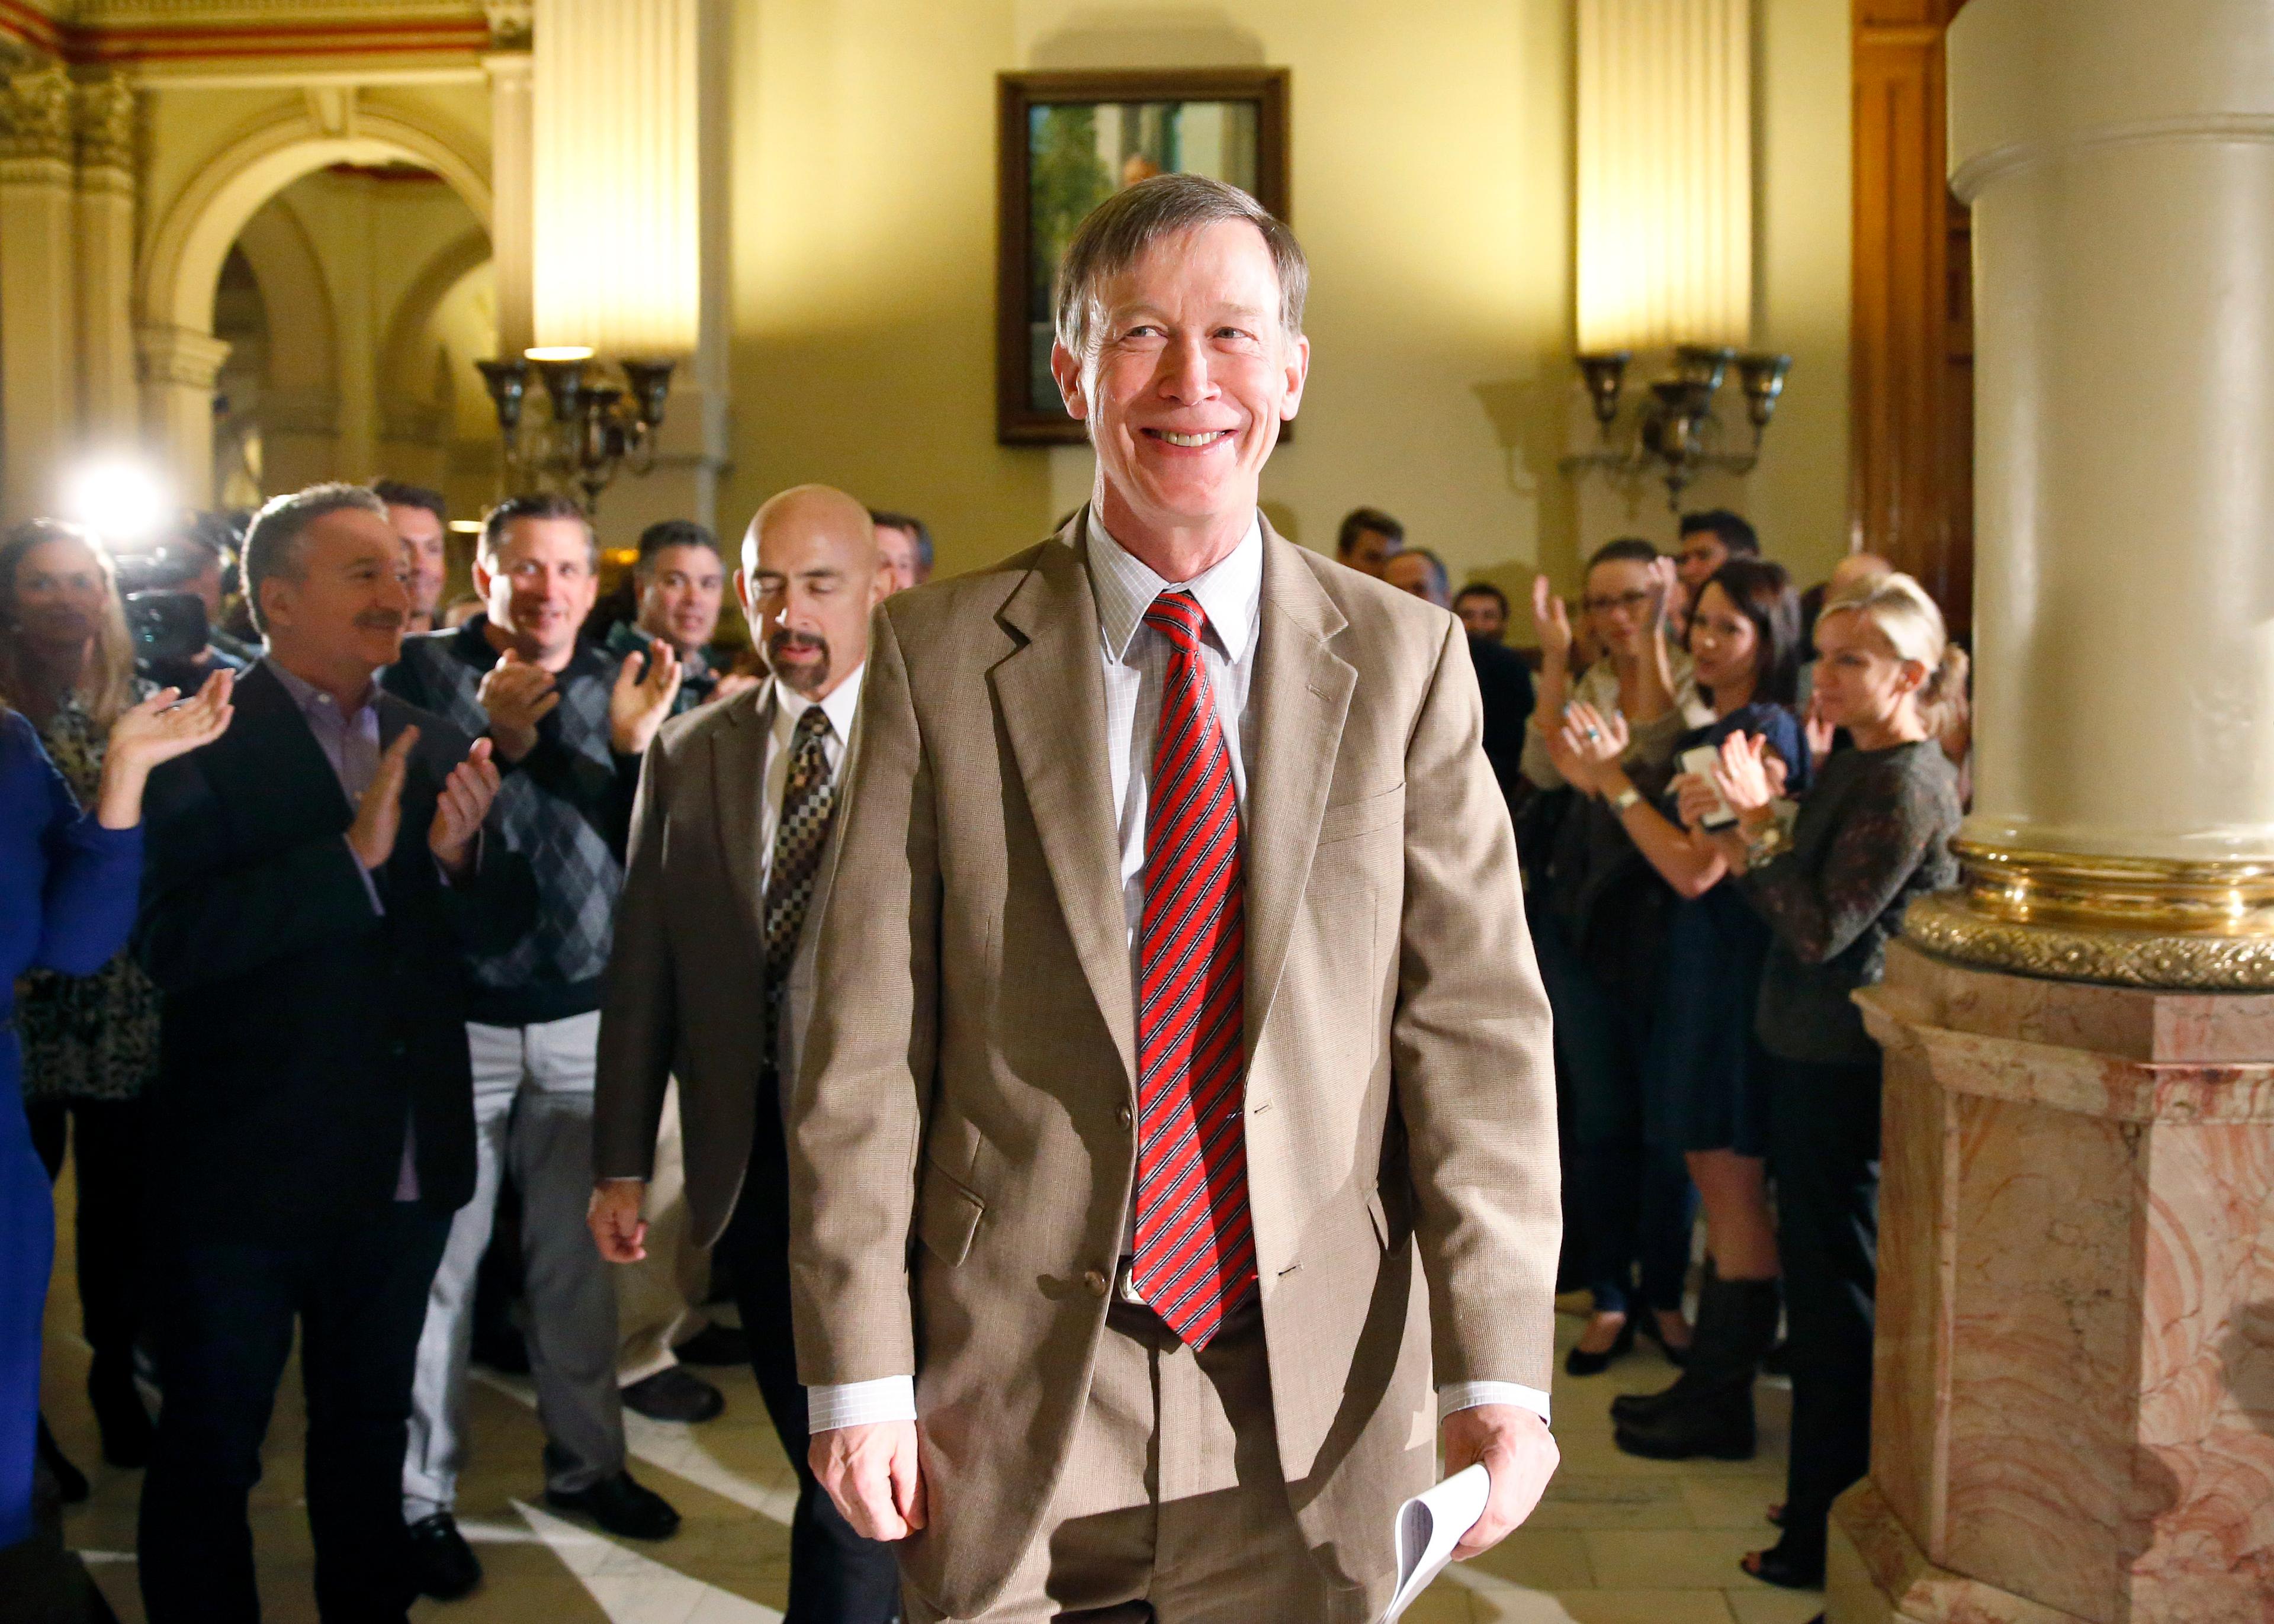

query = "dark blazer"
[136,662,534,1242]
[1470,633,1537,811]
[593,682,782,1249]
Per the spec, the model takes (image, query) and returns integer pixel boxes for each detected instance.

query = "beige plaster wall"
[720,0,1854,594]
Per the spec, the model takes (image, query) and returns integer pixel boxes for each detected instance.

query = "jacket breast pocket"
[914,1158,985,1267]
[1318,783,1405,847]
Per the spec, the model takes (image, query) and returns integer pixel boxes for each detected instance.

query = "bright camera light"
[62,457,172,544]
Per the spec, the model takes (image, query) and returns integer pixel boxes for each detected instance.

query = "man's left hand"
[610,644,682,755]
[1442,1404,1559,1560]
[429,737,502,880]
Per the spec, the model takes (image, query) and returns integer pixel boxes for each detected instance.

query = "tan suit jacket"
[596,680,808,1245]
[786,516,1559,1617]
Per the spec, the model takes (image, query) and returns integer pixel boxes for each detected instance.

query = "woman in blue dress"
[0,670,232,1580]
[1555,558,1811,1462]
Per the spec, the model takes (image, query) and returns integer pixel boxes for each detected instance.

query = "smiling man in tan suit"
[789,175,1562,1622]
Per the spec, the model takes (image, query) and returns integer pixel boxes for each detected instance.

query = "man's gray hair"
[243,482,388,633]
[1052,172,1308,361]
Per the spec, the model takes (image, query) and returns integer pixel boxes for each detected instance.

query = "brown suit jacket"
[786,516,1559,1616]
[594,680,807,1243]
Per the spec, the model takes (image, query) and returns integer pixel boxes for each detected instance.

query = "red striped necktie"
[1129,590,1257,1347]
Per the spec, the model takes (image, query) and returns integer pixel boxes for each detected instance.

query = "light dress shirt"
[264,657,418,1200]
[808,516,1552,1434]
[756,668,866,1076]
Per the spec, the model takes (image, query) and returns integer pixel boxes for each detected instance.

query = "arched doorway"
[137,101,496,506]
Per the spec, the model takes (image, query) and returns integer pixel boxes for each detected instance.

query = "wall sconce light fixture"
[1560,345,1792,510]
[476,346,676,513]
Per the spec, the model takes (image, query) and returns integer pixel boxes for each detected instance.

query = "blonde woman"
[1677,570,1964,1591]
[0,520,165,1474]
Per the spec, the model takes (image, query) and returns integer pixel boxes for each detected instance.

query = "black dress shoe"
[1563,1316,1636,1377]
[88,1354,153,1468]
[622,1366,724,1423]
[670,1323,751,1367]
[1742,1535,1826,1590]
[406,1512,484,1600]
[36,1415,88,1504]
[546,1472,681,1540]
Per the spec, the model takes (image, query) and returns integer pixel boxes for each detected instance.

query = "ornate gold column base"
[1904,841,2274,991]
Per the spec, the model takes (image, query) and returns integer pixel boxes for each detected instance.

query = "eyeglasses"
[1582,590,1655,615]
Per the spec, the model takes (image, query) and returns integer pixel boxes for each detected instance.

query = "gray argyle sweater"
[383,616,637,1025]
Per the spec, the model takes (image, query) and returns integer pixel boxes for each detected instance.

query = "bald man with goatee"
[592,485,901,1622]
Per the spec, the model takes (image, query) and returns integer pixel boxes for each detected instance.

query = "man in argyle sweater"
[381,492,685,1600]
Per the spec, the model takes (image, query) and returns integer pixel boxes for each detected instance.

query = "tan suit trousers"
[905,1291,1392,1623]
[612,1080,712,1386]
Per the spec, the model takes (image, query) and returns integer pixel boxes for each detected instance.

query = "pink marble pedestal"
[1827,941,2274,1623]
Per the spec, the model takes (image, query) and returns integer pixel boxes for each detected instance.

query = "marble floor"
[43,1233,1817,1624]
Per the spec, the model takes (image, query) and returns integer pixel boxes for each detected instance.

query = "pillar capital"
[137,324,232,390]
[70,70,134,175]
[0,62,72,166]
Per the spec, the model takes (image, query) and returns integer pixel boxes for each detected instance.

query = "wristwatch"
[1609,786,1642,815]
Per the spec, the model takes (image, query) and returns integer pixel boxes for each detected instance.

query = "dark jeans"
[722,1072,903,1624]
[25,1095,147,1365]
[1533,909,1695,1317]
[1764,1049,1882,1558]
[138,1204,451,1624]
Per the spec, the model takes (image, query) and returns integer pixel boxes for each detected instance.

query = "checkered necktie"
[763,706,837,991]
[1129,591,1256,1347]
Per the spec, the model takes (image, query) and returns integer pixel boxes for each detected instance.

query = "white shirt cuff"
[1437,1381,1552,1429]
[807,1375,917,1433]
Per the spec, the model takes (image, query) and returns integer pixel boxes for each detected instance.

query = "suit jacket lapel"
[1243,523,1355,1057]
[991,516,1135,1088]
[711,681,770,929]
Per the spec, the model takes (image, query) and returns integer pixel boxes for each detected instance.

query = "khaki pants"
[613,1079,713,1387]
[905,1294,1389,1623]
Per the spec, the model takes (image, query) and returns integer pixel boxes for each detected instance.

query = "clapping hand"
[429,737,502,880]
[1649,555,1682,631]
[1529,575,1573,664]
[1803,690,1835,771]
[478,649,558,762]
[1557,701,1630,793]
[349,729,419,870]
[609,643,682,755]
[95,670,237,829]
[1709,731,1779,831]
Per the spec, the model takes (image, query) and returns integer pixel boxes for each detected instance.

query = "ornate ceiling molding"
[1,0,501,69]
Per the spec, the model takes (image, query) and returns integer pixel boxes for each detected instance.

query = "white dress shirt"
[808,516,1550,1433]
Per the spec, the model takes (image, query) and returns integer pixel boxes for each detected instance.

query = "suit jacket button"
[1116,1105,1132,1129]
[1083,1268,1109,1298]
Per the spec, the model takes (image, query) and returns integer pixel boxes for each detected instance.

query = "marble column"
[72,72,138,443]
[1832,2,2274,1619]
[0,63,78,522]
[484,45,535,359]
[139,326,233,510]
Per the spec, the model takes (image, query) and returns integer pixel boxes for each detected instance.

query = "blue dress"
[0,709,143,1549]
[1645,702,1811,1159]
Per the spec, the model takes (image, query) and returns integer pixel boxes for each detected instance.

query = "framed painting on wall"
[996,67,1291,445]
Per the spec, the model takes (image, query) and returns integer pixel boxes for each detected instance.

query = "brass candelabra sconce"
[475,347,676,514]
[1559,345,1791,510]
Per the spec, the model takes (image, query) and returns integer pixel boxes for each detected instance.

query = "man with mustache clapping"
[133,484,534,1624]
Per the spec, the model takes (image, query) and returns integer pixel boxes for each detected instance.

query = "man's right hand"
[478,648,560,762]
[812,1420,926,1541]
[587,1178,649,1262]
[349,729,419,870]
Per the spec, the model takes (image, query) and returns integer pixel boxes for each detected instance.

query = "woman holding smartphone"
[1679,571,1963,1591]
[1560,558,1810,1464]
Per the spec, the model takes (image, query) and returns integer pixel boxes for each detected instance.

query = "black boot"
[1613,1264,1756,1424]
[1613,1275,1781,1461]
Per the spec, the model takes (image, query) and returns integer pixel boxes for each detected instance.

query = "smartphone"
[1679,744,1739,831]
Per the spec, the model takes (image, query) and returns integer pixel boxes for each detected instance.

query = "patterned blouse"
[15,681,163,1103]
